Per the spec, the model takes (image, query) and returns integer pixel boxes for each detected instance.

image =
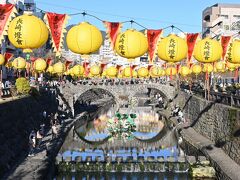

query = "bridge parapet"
[58,80,177,116]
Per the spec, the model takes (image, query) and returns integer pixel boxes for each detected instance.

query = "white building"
[202,3,240,37]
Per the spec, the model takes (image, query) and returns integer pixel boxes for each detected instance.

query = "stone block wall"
[0,92,57,178]
[176,92,240,165]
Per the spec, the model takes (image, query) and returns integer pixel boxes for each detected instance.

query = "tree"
[15,77,31,95]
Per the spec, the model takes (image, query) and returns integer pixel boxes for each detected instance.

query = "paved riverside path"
[158,109,240,180]
[180,127,240,180]
[6,116,81,180]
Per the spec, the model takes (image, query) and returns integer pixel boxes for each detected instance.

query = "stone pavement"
[6,117,79,180]
[180,127,240,180]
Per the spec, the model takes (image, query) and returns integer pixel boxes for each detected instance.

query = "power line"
[35,1,201,28]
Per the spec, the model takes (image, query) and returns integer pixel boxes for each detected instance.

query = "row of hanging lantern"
[0,10,239,79]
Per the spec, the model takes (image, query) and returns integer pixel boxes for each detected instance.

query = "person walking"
[36,130,43,149]
[28,130,36,156]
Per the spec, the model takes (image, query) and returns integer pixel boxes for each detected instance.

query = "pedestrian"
[52,124,58,139]
[36,130,43,149]
[42,110,47,122]
[28,130,36,156]
[40,123,45,136]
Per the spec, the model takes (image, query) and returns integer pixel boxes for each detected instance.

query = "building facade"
[202,3,240,38]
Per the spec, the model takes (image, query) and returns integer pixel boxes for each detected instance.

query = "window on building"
[233,15,240,19]
[224,25,229,30]
[220,15,228,19]
[204,15,210,22]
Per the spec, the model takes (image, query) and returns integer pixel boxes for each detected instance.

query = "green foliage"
[29,87,40,97]
[15,77,31,95]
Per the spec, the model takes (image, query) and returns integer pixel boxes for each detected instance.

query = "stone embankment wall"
[0,91,57,177]
[176,92,240,165]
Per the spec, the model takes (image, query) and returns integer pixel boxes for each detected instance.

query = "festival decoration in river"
[8,13,49,53]
[107,112,137,141]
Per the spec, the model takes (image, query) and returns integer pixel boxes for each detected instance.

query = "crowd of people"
[28,110,63,157]
[171,105,185,124]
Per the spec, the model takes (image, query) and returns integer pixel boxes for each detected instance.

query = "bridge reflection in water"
[56,106,189,179]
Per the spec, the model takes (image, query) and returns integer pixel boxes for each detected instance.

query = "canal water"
[55,110,190,179]
[55,172,190,180]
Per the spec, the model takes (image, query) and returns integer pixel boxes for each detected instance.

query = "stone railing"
[181,86,240,108]
[72,78,170,86]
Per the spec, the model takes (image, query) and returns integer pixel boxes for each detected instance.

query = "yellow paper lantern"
[132,71,137,78]
[34,58,47,72]
[102,70,107,77]
[150,66,161,77]
[138,67,149,78]
[90,65,101,76]
[226,40,240,64]
[8,14,49,53]
[226,62,237,72]
[6,62,12,68]
[157,34,188,63]
[192,64,202,75]
[47,65,54,74]
[194,37,222,63]
[12,57,26,69]
[123,67,132,77]
[115,29,148,59]
[179,66,190,76]
[160,69,166,76]
[66,22,103,54]
[215,61,225,72]
[106,66,118,77]
[166,67,177,76]
[53,62,65,74]
[73,65,84,76]
[203,63,213,73]
[0,54,5,65]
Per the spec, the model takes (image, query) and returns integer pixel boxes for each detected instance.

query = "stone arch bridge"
[57,81,177,116]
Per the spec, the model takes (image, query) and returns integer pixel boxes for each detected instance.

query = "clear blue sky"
[36,0,240,33]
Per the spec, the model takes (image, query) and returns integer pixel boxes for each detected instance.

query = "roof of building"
[203,3,240,13]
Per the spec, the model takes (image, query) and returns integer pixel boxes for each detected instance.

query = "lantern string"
[36,7,186,33]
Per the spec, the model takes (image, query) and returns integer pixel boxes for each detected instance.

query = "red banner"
[100,63,107,71]
[147,29,163,64]
[45,13,68,56]
[104,21,122,49]
[234,68,239,80]
[221,36,232,61]
[46,58,53,66]
[4,52,13,65]
[65,60,72,70]
[83,61,90,76]
[147,64,153,71]
[186,33,199,64]
[0,4,16,45]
